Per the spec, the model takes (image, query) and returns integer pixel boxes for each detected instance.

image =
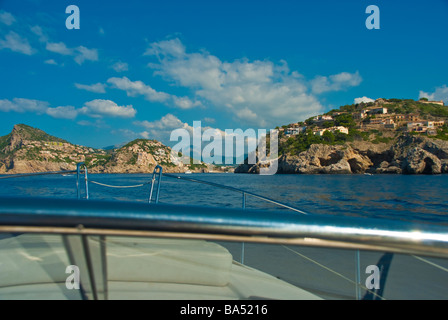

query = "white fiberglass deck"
[0,234,321,300]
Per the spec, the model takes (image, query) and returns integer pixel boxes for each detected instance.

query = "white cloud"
[107,76,169,103]
[134,114,261,162]
[0,97,137,120]
[112,61,129,72]
[354,96,375,104]
[134,114,194,144]
[0,98,78,119]
[107,76,202,109]
[0,31,34,55]
[0,98,48,113]
[135,114,190,131]
[145,38,326,127]
[75,82,107,93]
[172,96,202,109]
[30,25,48,43]
[145,38,186,58]
[46,42,98,65]
[0,11,15,26]
[419,85,448,104]
[46,41,72,55]
[311,71,362,94]
[74,46,98,65]
[46,106,78,119]
[80,99,136,118]
[44,59,58,65]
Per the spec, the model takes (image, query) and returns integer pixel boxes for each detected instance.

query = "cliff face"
[0,124,195,174]
[0,124,86,174]
[235,135,448,175]
[95,139,186,174]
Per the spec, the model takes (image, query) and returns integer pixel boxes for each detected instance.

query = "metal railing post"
[355,249,361,300]
[241,192,246,264]
[149,165,163,204]
[76,162,89,200]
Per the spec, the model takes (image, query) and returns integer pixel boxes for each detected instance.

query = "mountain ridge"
[0,124,205,174]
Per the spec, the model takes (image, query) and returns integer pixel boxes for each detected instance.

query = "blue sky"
[0,0,447,149]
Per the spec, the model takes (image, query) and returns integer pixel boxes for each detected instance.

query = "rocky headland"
[236,98,448,175]
[235,135,448,175]
[0,124,206,174]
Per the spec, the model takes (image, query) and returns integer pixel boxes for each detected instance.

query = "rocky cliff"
[235,135,448,175]
[92,139,187,174]
[0,124,201,174]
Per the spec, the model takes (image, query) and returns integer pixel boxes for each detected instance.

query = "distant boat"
[364,173,373,176]
[185,170,192,174]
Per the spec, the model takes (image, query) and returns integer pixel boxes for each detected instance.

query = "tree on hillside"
[334,114,355,128]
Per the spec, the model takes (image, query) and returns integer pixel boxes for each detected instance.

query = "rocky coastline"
[235,135,448,175]
[0,124,208,174]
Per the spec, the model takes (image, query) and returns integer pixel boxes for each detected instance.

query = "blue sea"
[0,173,447,225]
[1,172,448,299]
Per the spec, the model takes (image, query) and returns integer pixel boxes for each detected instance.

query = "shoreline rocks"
[235,135,448,175]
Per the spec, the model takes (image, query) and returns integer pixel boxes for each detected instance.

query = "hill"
[236,98,448,174]
[0,124,203,174]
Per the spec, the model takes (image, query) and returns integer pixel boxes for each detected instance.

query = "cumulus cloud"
[354,96,375,104]
[311,71,362,94]
[30,25,48,43]
[46,106,78,119]
[0,11,16,26]
[134,114,261,163]
[74,46,98,65]
[46,42,72,55]
[80,99,136,118]
[0,98,48,113]
[172,96,203,109]
[45,41,98,64]
[107,76,170,103]
[44,59,58,65]
[0,31,34,55]
[134,114,230,149]
[0,97,136,120]
[135,113,191,131]
[111,61,129,72]
[0,98,77,119]
[133,114,192,146]
[108,76,202,109]
[75,82,107,93]
[144,38,327,127]
[419,85,448,104]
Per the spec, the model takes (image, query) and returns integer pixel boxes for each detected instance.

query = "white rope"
[89,180,149,189]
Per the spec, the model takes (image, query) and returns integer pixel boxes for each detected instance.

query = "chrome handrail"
[0,196,448,259]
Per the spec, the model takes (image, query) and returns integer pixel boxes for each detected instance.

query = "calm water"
[1,172,448,299]
[0,173,447,225]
